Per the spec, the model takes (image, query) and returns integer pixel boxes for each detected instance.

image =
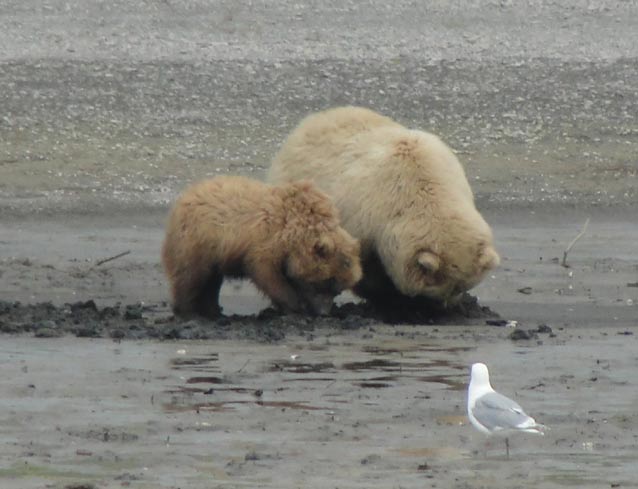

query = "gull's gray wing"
[472,391,531,432]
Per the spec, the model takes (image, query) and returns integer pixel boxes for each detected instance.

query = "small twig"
[561,218,590,268]
[94,250,131,267]
[236,359,250,373]
[323,380,336,390]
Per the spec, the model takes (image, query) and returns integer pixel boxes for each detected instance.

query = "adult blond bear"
[268,106,499,304]
[162,176,362,319]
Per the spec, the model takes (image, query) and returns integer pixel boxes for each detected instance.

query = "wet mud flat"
[1,207,637,489]
[1,326,637,489]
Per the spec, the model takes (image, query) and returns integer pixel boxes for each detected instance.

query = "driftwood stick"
[236,359,251,373]
[94,250,131,267]
[561,218,590,268]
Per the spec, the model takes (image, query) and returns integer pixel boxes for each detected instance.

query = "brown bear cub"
[161,176,362,319]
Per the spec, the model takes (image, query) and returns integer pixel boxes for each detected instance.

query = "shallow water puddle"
[394,446,466,460]
[165,385,264,395]
[163,341,469,417]
[342,358,402,371]
[417,374,466,391]
[342,357,463,372]
[282,376,336,382]
[169,353,219,372]
[186,375,226,384]
[362,344,474,355]
[163,399,333,413]
[264,356,466,392]
[353,381,392,388]
[269,360,336,373]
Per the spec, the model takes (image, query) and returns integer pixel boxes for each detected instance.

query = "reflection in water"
[164,344,469,417]
[169,353,219,373]
[269,360,336,373]
[163,399,332,413]
[362,345,474,355]
[353,382,392,388]
[186,376,225,384]
[394,446,466,460]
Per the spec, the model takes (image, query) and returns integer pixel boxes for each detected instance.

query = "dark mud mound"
[341,292,498,325]
[0,293,498,342]
[0,299,374,341]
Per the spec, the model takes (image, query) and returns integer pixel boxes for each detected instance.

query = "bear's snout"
[305,293,335,316]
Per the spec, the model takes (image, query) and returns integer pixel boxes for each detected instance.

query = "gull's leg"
[481,438,493,459]
[505,437,510,459]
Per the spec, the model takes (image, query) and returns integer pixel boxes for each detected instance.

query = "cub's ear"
[417,251,440,275]
[314,236,334,259]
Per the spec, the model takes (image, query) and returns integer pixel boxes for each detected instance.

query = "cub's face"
[285,228,362,315]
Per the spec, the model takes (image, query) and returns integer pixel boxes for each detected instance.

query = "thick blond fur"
[268,106,499,302]
[162,176,362,318]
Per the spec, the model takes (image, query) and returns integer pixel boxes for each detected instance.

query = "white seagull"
[467,362,546,457]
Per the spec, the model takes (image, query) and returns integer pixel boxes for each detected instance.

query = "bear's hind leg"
[171,268,223,320]
[191,271,224,320]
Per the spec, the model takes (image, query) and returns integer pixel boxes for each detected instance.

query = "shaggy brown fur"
[161,176,362,319]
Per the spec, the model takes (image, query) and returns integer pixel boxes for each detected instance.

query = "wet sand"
[2,206,636,329]
[1,325,637,489]
[1,207,637,488]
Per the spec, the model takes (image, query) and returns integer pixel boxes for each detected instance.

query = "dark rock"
[124,304,143,320]
[34,325,63,338]
[486,319,508,327]
[109,329,125,340]
[70,300,98,312]
[509,329,536,341]
[244,451,260,461]
[537,324,553,334]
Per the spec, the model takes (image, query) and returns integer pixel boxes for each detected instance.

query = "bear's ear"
[417,251,440,275]
[314,236,334,259]
[296,179,314,189]
[478,246,500,271]
[289,180,315,194]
